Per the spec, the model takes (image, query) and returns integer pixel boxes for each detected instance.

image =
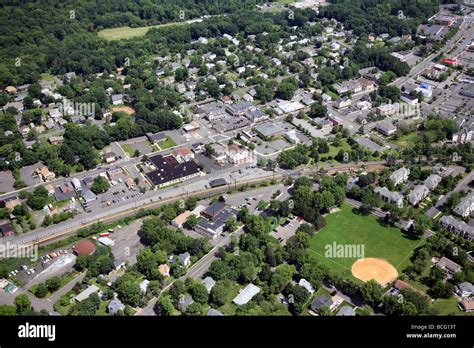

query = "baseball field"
[307,204,424,286]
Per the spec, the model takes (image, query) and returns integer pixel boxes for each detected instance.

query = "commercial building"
[146,154,201,189]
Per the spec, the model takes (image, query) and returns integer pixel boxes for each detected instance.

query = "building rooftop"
[233,283,261,305]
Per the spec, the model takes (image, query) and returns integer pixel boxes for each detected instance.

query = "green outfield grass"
[308,204,423,282]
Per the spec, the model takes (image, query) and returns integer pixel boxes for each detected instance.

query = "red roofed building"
[442,58,459,66]
[74,240,96,256]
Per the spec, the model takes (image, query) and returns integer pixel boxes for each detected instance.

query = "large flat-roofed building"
[146,154,201,188]
[255,123,284,140]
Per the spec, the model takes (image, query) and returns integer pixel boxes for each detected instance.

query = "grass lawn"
[151,137,177,152]
[327,139,351,158]
[317,140,352,167]
[393,133,421,150]
[97,300,110,316]
[431,297,473,316]
[98,21,191,41]
[40,73,55,82]
[307,204,423,282]
[121,144,135,157]
[325,91,340,101]
[217,281,244,315]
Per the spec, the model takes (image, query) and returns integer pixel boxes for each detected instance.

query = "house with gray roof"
[375,120,397,136]
[436,256,462,275]
[310,295,333,313]
[424,174,442,191]
[178,252,191,267]
[389,167,410,186]
[439,215,474,241]
[111,94,123,105]
[178,295,194,312]
[108,299,125,315]
[453,192,474,218]
[374,187,403,208]
[201,276,216,293]
[407,185,430,206]
[456,282,474,298]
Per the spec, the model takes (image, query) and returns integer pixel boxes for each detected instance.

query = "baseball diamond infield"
[351,258,398,286]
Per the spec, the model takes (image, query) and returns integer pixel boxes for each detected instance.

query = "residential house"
[103,152,117,164]
[376,104,398,116]
[436,257,462,275]
[172,147,194,163]
[108,299,125,315]
[36,166,55,182]
[179,252,191,267]
[455,282,474,298]
[195,208,237,238]
[459,299,474,312]
[374,187,403,208]
[0,221,14,237]
[158,264,170,277]
[1,196,21,210]
[452,128,473,144]
[201,276,216,293]
[106,168,123,180]
[178,295,194,312]
[201,202,226,221]
[310,295,333,314]
[111,94,123,105]
[424,174,442,191]
[146,132,167,144]
[334,97,352,109]
[407,185,430,206]
[389,167,410,186]
[207,309,224,316]
[439,215,474,241]
[453,192,474,218]
[375,121,397,136]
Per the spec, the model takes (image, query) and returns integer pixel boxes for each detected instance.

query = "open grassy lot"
[431,297,473,316]
[98,20,191,41]
[307,204,423,282]
[151,137,177,152]
[393,132,421,150]
[121,144,135,157]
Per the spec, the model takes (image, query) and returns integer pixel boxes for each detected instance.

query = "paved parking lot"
[223,183,289,214]
[109,220,144,266]
[0,170,15,193]
[292,118,332,138]
[255,139,292,156]
[270,217,302,245]
[92,178,144,210]
[20,163,43,186]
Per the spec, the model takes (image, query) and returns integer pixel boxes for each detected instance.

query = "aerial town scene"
[0,0,473,333]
